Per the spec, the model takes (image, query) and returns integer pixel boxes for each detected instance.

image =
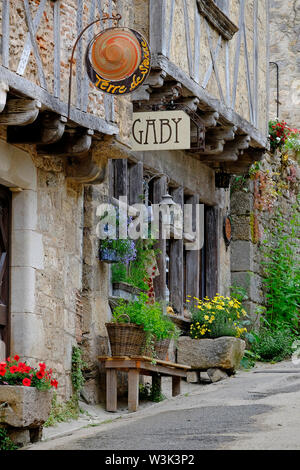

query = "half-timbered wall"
[146,0,269,134]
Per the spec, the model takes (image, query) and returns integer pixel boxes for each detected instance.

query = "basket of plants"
[106,294,180,359]
[106,314,146,356]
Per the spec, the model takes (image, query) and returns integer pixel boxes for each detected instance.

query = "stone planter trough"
[0,385,53,445]
[177,336,246,374]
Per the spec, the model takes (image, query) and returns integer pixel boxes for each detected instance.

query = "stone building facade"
[269,0,300,123]
[0,0,269,402]
[231,0,300,322]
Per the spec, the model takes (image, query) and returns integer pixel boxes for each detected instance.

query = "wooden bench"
[98,355,191,412]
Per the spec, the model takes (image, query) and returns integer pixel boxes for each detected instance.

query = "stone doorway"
[0,185,10,360]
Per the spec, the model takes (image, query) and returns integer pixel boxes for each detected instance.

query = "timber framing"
[196,0,239,41]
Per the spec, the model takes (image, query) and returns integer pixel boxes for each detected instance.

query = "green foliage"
[71,346,87,396]
[0,428,18,451]
[260,201,300,328]
[112,293,180,342]
[240,350,260,370]
[111,239,158,291]
[139,383,166,403]
[250,327,296,362]
[44,393,80,428]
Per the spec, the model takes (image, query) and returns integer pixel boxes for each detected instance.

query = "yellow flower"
[242,309,247,316]
[204,315,209,321]
[211,316,215,321]
[228,301,234,307]
[206,304,212,310]
[216,305,223,310]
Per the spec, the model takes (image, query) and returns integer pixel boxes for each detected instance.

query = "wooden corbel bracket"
[7,112,67,145]
[37,128,94,157]
[0,98,41,126]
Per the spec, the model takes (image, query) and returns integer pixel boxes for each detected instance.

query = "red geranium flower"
[9,366,18,374]
[39,363,46,370]
[14,355,20,362]
[22,378,31,387]
[0,369,6,377]
[51,380,58,389]
[36,370,45,379]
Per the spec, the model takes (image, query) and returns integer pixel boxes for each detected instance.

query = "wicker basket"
[154,339,170,360]
[106,315,146,356]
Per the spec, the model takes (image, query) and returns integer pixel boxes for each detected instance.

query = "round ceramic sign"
[85,27,151,95]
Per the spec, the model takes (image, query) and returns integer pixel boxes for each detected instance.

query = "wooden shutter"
[0,186,10,355]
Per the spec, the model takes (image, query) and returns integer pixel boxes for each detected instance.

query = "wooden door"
[0,186,10,358]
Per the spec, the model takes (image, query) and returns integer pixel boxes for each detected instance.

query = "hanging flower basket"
[99,247,120,264]
[106,315,146,356]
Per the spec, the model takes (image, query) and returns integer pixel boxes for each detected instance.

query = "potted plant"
[106,294,180,359]
[177,294,248,373]
[99,238,137,264]
[0,355,58,443]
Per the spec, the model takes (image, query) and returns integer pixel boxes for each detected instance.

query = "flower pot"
[106,322,146,356]
[99,247,120,263]
[0,385,53,429]
[177,336,246,373]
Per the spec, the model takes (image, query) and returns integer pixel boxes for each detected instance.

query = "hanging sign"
[85,27,151,95]
[130,111,191,151]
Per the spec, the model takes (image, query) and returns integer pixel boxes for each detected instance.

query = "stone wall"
[269,0,300,125]
[231,152,300,321]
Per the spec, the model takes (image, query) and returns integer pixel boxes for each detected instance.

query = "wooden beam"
[183,0,193,77]
[166,0,176,58]
[128,369,139,412]
[196,0,239,41]
[113,159,128,198]
[2,0,10,68]
[106,369,117,412]
[53,0,61,99]
[149,0,167,55]
[0,66,118,135]
[0,98,41,126]
[198,111,219,128]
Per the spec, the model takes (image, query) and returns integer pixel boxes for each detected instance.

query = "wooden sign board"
[130,111,190,151]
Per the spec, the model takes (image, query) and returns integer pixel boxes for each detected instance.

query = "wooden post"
[152,374,162,397]
[169,187,184,314]
[128,369,140,412]
[106,369,117,412]
[172,376,181,397]
[113,159,128,198]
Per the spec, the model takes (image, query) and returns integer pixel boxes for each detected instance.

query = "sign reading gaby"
[130,111,191,151]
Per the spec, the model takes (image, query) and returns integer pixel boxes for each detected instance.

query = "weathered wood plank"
[202,35,222,89]
[106,369,118,412]
[129,162,144,205]
[266,0,270,131]
[2,0,10,68]
[243,21,254,124]
[153,176,167,302]
[53,0,61,99]
[253,0,258,126]
[113,159,128,198]
[166,0,175,58]
[225,41,230,106]
[183,0,193,77]
[149,0,167,55]
[231,0,244,110]
[17,0,47,75]
[128,369,139,412]
[205,21,225,103]
[83,0,96,111]
[0,98,41,126]
[23,0,48,90]
[169,187,184,315]
[205,206,219,298]
[76,0,84,109]
[193,5,201,83]
[185,195,200,302]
